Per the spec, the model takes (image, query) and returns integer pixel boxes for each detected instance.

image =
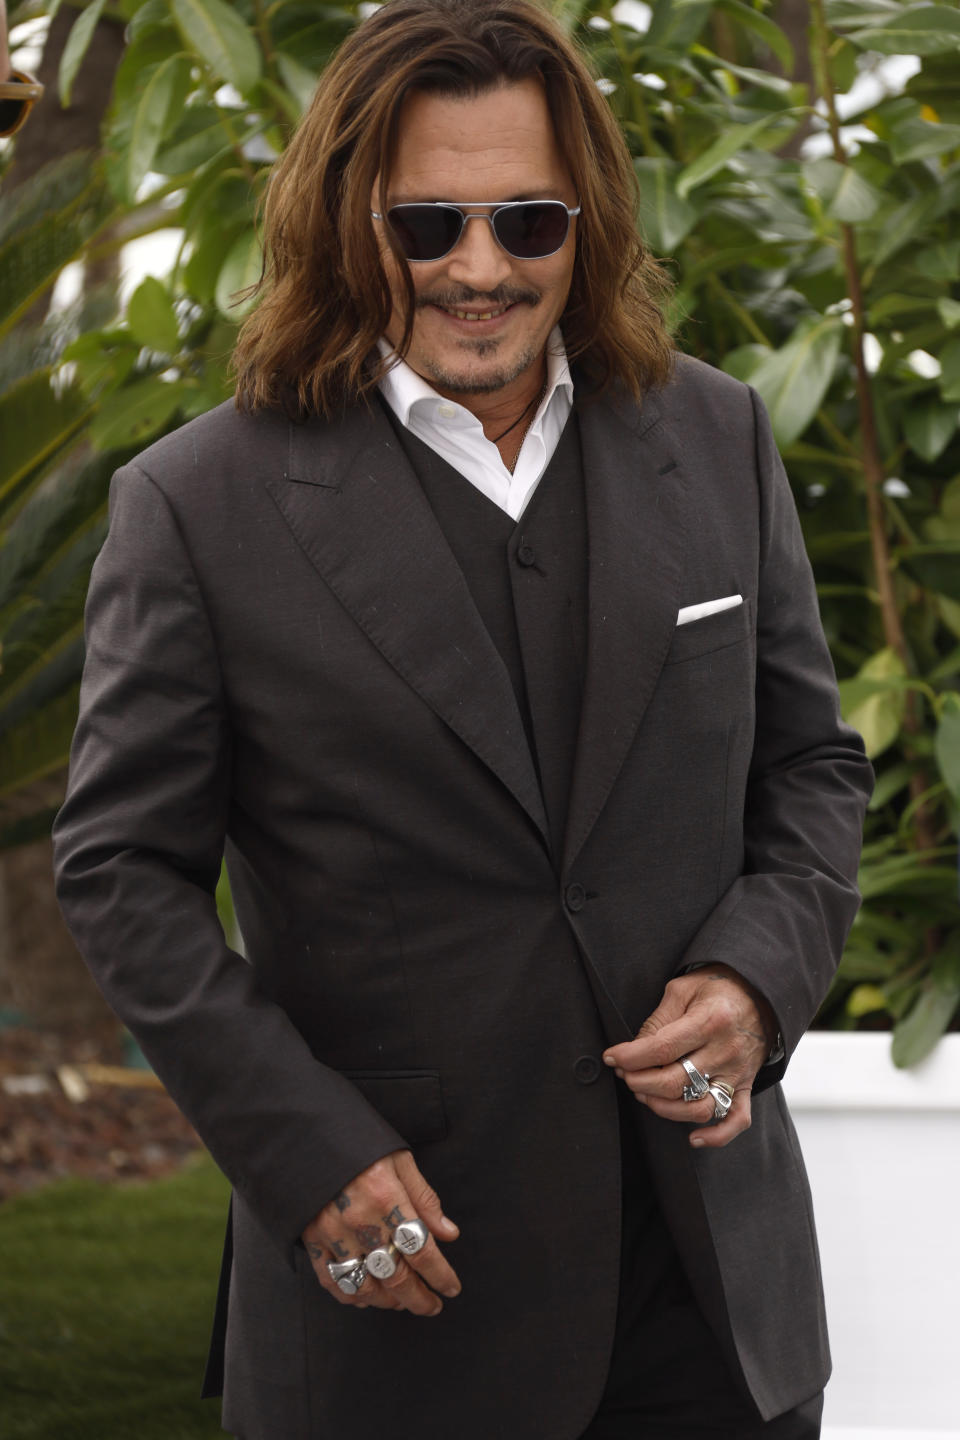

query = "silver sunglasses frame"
[370,200,581,261]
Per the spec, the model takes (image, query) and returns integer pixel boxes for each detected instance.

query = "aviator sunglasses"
[371,200,581,262]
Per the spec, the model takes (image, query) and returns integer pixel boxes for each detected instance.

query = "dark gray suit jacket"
[53,355,872,1439]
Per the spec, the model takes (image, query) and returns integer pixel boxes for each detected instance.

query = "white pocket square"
[676,594,743,627]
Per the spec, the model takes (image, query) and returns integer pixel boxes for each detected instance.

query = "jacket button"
[564,882,586,912]
[574,1055,601,1085]
[516,543,536,567]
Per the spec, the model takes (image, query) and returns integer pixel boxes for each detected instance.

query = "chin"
[419,344,539,396]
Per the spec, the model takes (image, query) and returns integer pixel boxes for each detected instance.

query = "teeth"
[446,308,505,321]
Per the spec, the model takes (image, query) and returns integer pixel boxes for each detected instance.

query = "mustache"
[416,286,542,310]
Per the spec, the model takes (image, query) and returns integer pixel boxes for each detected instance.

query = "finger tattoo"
[334,1191,352,1213]
[355,1223,384,1250]
[382,1204,408,1228]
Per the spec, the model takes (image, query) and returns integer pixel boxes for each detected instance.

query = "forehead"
[387,77,573,202]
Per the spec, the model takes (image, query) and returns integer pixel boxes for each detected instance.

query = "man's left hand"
[602,964,778,1149]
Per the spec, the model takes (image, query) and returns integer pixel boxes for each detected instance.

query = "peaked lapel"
[562,383,689,874]
[265,400,549,845]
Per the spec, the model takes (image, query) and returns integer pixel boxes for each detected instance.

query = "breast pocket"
[665,596,753,666]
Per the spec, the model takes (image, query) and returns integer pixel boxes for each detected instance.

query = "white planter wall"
[783,1032,960,1439]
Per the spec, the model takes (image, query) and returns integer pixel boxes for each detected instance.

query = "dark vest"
[388,408,587,863]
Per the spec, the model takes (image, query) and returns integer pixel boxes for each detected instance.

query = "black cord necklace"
[491,378,548,445]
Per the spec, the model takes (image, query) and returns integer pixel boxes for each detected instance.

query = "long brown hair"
[233,0,674,416]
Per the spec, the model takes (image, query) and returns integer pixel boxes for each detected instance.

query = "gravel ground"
[0,1022,203,1201]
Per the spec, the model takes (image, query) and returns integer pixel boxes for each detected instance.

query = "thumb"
[395,1151,459,1239]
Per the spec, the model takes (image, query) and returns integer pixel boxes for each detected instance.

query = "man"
[53,2,872,1437]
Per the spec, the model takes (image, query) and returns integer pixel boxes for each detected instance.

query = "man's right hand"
[301,1148,461,1316]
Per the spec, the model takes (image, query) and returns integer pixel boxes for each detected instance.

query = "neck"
[438,360,549,467]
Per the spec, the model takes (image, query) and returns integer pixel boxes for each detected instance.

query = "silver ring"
[680,1057,710,1101]
[707,1082,734,1121]
[366,1242,399,1280]
[393,1218,429,1255]
[327,1257,368,1294]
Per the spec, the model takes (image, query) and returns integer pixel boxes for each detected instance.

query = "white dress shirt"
[376,327,574,520]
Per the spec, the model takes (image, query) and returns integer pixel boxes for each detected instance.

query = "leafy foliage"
[2,0,959,1060]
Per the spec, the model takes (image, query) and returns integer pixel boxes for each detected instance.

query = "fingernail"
[441,1216,459,1236]
[443,1285,460,1298]
[691,1137,705,1147]
[614,1067,624,1079]
[603,1054,616,1066]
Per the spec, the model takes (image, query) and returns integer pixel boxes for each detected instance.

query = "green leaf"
[676,116,782,198]
[939,298,960,329]
[803,157,883,222]
[59,0,109,106]
[88,376,185,451]
[940,335,960,402]
[869,190,940,271]
[126,276,179,354]
[849,6,960,56]
[903,395,959,461]
[634,158,699,252]
[900,544,960,600]
[846,982,889,1018]
[214,228,263,319]
[171,0,262,93]
[858,854,959,900]
[839,646,907,759]
[126,54,192,200]
[867,759,915,810]
[0,683,81,800]
[915,240,960,280]
[0,373,94,521]
[717,0,794,72]
[274,52,320,115]
[153,105,232,175]
[747,316,844,448]
[935,692,960,802]
[892,980,960,1067]
[825,0,903,27]
[889,117,960,164]
[0,158,115,338]
[644,0,714,52]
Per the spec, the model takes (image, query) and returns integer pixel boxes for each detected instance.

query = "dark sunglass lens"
[388,205,462,261]
[495,203,568,258]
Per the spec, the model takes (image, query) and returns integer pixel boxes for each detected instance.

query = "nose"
[444,212,514,291]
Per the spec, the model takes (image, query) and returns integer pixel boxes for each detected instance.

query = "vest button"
[564,882,586,912]
[516,543,536,567]
[574,1055,601,1085]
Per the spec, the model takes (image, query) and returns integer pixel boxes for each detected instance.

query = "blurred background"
[1,1,958,1436]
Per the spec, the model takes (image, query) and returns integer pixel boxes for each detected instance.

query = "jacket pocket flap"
[342,1069,447,1146]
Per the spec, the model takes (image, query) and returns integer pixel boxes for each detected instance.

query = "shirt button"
[574,1055,601,1085]
[437,403,457,419]
[517,544,536,567]
[564,882,586,913]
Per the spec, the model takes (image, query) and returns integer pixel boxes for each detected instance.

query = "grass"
[0,1154,231,1440]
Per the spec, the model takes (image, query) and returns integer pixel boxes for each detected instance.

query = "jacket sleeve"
[676,387,873,1090]
[52,463,406,1261]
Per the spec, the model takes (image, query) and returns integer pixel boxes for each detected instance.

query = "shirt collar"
[376,327,573,429]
